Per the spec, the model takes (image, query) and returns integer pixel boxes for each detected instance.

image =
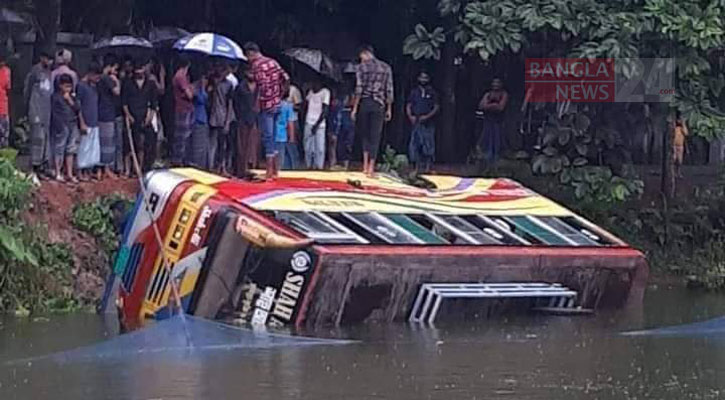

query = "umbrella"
[148,26,191,47]
[92,35,154,51]
[283,47,341,82]
[0,8,33,34]
[173,32,245,60]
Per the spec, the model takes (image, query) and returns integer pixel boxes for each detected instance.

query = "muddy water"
[2,284,725,400]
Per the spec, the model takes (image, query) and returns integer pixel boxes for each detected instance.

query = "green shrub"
[0,158,77,314]
[72,194,132,258]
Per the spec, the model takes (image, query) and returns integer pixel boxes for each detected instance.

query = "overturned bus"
[101,169,649,330]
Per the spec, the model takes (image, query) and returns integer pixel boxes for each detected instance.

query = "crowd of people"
[0,42,428,183]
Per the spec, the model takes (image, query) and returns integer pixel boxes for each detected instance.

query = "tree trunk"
[33,0,61,58]
[438,23,457,163]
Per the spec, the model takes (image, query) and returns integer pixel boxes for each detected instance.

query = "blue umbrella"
[173,32,245,60]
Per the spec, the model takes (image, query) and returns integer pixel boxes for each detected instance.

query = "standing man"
[122,63,158,174]
[673,112,689,179]
[351,45,394,177]
[478,78,509,164]
[76,62,102,181]
[0,52,11,149]
[172,56,194,166]
[304,78,330,169]
[209,63,236,175]
[244,42,290,180]
[50,74,82,183]
[24,51,53,177]
[234,67,260,177]
[407,71,439,173]
[97,55,120,180]
[51,49,78,92]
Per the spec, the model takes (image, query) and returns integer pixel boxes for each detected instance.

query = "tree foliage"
[404,0,725,139]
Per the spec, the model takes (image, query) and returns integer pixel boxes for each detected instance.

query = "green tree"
[404,0,725,197]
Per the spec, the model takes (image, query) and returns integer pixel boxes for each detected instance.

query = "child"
[333,93,355,170]
[50,73,83,183]
[673,113,689,178]
[76,62,102,181]
[275,95,295,175]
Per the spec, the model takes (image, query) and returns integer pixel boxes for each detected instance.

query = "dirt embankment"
[24,179,138,304]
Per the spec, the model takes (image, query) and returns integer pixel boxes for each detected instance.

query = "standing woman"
[190,72,211,169]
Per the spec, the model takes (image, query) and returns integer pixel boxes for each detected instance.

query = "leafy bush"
[72,194,132,258]
[0,158,77,314]
[530,110,644,206]
[0,158,33,219]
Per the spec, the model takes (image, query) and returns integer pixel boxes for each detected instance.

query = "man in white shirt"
[304,80,330,169]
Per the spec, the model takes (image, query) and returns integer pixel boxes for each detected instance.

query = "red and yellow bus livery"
[104,169,649,330]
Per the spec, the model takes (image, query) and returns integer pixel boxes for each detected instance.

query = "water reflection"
[2,284,725,399]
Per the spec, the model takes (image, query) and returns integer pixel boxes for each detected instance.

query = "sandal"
[55,174,66,183]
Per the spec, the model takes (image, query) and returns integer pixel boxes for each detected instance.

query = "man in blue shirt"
[275,97,295,172]
[406,71,439,173]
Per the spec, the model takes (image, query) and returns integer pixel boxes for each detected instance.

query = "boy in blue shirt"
[275,96,296,172]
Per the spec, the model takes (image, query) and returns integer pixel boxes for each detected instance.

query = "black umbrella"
[91,35,154,60]
[148,26,191,47]
[283,47,342,82]
[0,8,33,35]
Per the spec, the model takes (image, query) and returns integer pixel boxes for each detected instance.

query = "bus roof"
[170,169,574,217]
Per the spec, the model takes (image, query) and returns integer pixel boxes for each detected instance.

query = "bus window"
[466,215,530,245]
[533,216,600,246]
[427,215,503,245]
[342,213,424,244]
[274,211,367,244]
[386,214,449,244]
[503,216,569,246]
[559,216,616,246]
[485,217,544,245]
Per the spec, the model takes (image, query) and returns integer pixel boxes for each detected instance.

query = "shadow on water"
[5,316,353,365]
[623,317,725,337]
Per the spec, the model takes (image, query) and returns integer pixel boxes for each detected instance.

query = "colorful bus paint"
[108,169,649,330]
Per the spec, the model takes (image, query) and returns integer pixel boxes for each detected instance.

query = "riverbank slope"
[25,179,138,306]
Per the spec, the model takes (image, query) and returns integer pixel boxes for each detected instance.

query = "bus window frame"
[342,212,425,245]
[275,211,369,244]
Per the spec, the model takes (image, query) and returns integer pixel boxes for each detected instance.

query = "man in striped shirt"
[245,42,290,180]
[351,45,394,177]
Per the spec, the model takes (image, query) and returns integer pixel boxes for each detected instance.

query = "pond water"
[1,283,725,399]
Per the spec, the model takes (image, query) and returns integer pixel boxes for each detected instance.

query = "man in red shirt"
[244,42,289,180]
[172,56,194,166]
[0,52,11,148]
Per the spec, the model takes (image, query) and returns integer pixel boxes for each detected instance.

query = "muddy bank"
[24,179,138,305]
